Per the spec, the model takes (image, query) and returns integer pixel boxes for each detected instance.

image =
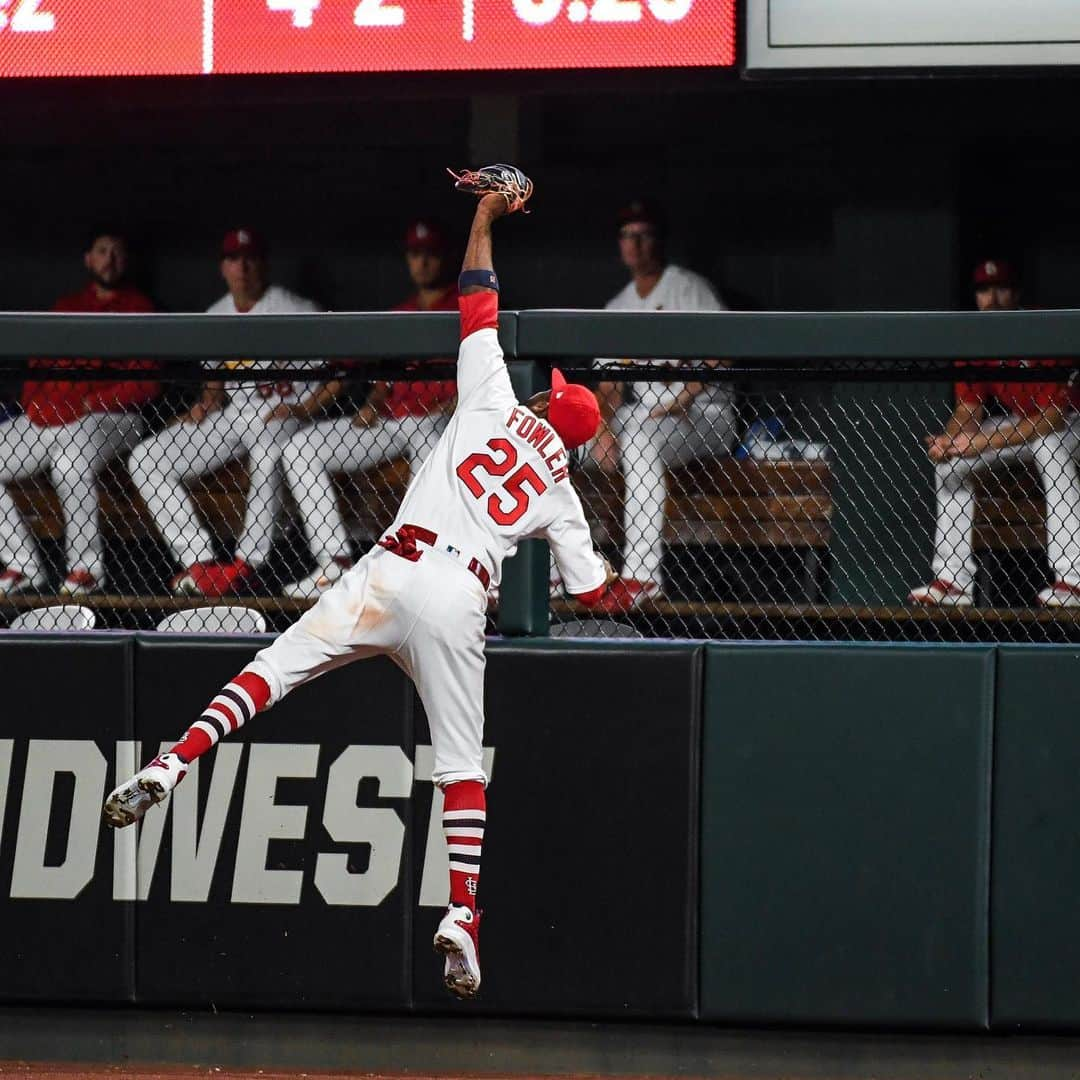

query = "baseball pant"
[129,408,302,570]
[0,412,143,580]
[248,544,488,786]
[282,414,447,565]
[612,400,738,586]
[931,416,1080,591]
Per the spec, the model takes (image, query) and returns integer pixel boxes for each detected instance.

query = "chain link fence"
[555,361,1080,641]
[2,318,1080,641]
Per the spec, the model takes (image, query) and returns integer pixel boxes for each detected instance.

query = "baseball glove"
[447,163,534,214]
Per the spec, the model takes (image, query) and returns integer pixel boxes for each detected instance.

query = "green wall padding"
[700,643,994,1027]
[991,645,1080,1029]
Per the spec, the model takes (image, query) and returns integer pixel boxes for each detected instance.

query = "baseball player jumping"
[103,166,614,999]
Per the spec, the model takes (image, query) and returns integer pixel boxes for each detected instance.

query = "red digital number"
[456,437,548,526]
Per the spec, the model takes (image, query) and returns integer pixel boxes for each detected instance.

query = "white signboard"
[748,0,1080,69]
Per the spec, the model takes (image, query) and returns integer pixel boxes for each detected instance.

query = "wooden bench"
[575,458,835,602]
[7,456,835,600]
[968,461,1052,604]
[972,461,1046,554]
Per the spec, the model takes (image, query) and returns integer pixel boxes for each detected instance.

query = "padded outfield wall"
[1,635,1079,1029]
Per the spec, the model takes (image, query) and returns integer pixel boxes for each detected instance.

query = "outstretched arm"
[455,195,508,381]
[451,166,532,405]
[459,194,509,294]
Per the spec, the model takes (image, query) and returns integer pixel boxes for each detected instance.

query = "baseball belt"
[379,523,491,591]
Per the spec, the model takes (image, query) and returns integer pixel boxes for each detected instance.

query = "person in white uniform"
[591,200,737,613]
[128,228,341,598]
[0,229,160,598]
[908,258,1080,608]
[281,219,460,600]
[103,169,614,1000]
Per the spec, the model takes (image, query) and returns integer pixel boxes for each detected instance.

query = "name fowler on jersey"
[504,406,570,483]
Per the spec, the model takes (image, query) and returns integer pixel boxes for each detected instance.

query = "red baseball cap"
[222,227,266,258]
[548,368,600,451]
[405,219,446,253]
[616,198,666,234]
[973,258,1017,287]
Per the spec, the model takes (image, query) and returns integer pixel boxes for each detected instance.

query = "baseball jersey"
[600,263,731,410]
[956,359,1080,417]
[22,284,160,427]
[205,284,324,417]
[383,287,459,419]
[389,292,606,595]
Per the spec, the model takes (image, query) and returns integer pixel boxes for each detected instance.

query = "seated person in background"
[281,218,459,599]
[0,228,159,597]
[909,258,1080,608]
[591,199,736,614]
[129,228,340,599]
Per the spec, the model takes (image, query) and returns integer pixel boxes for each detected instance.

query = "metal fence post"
[499,360,549,637]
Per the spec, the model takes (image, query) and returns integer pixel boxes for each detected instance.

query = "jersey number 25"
[457,438,547,526]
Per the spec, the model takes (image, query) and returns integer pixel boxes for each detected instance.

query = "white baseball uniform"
[129,284,323,570]
[600,264,737,587]
[0,284,157,588]
[0,412,144,583]
[281,289,459,569]
[930,416,1080,592]
[246,294,607,785]
[282,412,448,567]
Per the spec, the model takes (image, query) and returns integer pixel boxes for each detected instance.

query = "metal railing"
[2,308,1079,641]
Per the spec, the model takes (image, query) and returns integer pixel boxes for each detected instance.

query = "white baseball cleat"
[907,579,973,607]
[433,904,482,999]
[1037,580,1080,608]
[170,565,204,597]
[59,570,103,597]
[102,752,188,829]
[0,569,48,597]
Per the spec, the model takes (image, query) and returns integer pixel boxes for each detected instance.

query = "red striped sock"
[170,669,271,763]
[442,779,485,911]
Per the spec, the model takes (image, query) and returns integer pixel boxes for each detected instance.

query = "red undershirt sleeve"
[459,292,499,340]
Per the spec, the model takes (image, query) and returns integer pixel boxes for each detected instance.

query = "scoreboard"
[0,0,736,77]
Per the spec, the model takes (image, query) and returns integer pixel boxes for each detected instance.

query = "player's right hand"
[263,403,306,424]
[352,404,380,428]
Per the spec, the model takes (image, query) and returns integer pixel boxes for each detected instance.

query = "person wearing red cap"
[128,227,342,598]
[105,170,614,1002]
[0,229,160,597]
[909,259,1080,608]
[281,218,459,599]
[590,199,737,613]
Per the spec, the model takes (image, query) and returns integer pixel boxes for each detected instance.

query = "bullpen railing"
[2,307,1079,641]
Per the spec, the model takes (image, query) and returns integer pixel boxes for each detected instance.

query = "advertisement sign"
[0,637,701,1016]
